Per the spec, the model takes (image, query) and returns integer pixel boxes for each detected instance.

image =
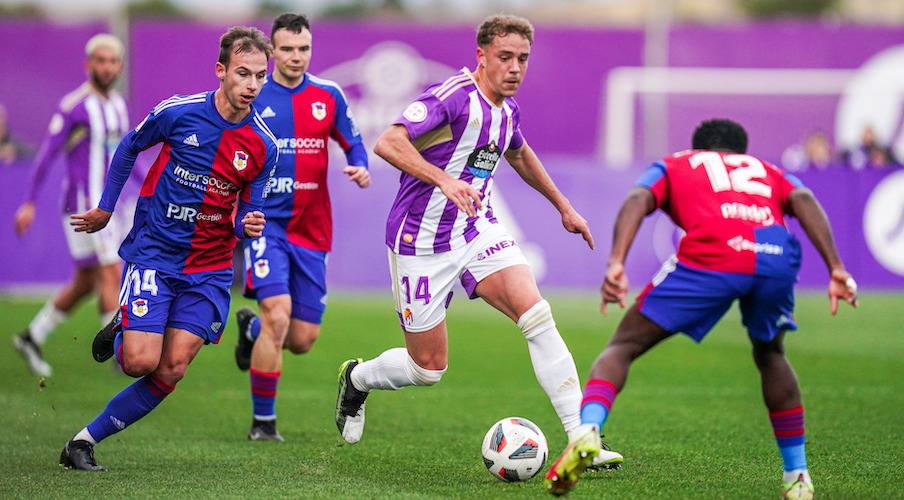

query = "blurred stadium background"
[0,0,902,497]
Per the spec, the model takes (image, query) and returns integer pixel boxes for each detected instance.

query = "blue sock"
[770,405,807,471]
[113,330,124,367]
[250,368,279,420]
[247,317,261,341]
[581,379,617,430]
[85,375,174,443]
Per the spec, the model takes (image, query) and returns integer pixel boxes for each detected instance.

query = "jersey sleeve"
[508,100,525,150]
[25,106,76,202]
[393,91,450,143]
[778,169,804,209]
[235,140,278,238]
[327,87,368,167]
[635,160,669,208]
[97,102,174,212]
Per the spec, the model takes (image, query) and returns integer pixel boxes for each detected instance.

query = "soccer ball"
[481,417,548,482]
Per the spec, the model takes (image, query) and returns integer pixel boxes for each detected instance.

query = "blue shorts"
[637,258,798,343]
[117,263,232,344]
[242,232,328,325]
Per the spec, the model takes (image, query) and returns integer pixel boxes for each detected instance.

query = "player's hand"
[600,261,629,315]
[440,177,482,218]
[343,166,371,188]
[242,210,266,238]
[828,268,858,316]
[69,207,112,233]
[14,202,35,236]
[561,205,594,250]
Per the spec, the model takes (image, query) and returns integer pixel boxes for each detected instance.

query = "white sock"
[28,300,67,345]
[518,300,582,437]
[784,469,812,484]
[350,347,445,391]
[73,427,97,445]
[101,310,118,328]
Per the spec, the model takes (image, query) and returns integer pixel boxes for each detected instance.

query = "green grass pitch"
[1,292,901,498]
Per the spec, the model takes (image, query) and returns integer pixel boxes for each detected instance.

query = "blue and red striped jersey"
[637,149,803,277]
[99,91,278,274]
[254,73,366,252]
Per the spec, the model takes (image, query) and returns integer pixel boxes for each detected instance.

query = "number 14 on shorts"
[401,276,431,305]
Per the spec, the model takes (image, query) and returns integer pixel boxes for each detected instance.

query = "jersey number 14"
[689,152,772,198]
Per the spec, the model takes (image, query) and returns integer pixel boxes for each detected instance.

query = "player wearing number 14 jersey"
[58,27,277,472]
[546,119,859,498]
[334,16,622,472]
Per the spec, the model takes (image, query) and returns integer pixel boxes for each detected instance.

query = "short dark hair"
[477,14,534,47]
[692,119,748,154]
[271,13,311,41]
[218,26,271,67]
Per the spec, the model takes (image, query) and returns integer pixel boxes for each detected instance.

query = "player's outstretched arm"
[601,187,656,314]
[374,125,482,217]
[787,187,858,314]
[70,207,112,233]
[504,141,594,249]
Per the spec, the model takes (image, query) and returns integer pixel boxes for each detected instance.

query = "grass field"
[1,292,901,498]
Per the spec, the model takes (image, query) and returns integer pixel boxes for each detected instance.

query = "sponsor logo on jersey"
[467,140,502,179]
[260,106,276,118]
[476,239,518,261]
[720,202,775,226]
[727,235,783,255]
[182,133,200,147]
[402,101,428,123]
[254,259,270,278]
[312,101,327,121]
[267,177,321,194]
[233,150,248,171]
[275,137,327,155]
[166,203,223,223]
[131,298,148,317]
[172,165,237,195]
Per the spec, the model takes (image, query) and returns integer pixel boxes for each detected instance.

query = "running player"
[12,34,128,377]
[58,27,277,471]
[333,15,621,470]
[233,13,369,442]
[545,119,858,498]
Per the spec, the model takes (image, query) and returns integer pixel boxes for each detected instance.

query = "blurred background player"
[233,13,369,442]
[11,34,128,377]
[545,119,859,498]
[333,16,621,468]
[58,27,277,471]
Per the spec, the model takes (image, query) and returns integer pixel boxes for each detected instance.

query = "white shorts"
[388,223,529,333]
[62,215,121,268]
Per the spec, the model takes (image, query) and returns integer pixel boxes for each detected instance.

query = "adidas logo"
[260,106,276,118]
[183,134,200,147]
[110,416,126,430]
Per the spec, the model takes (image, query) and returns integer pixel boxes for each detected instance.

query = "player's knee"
[122,353,158,377]
[406,354,446,386]
[517,299,555,340]
[285,326,319,354]
[752,339,786,369]
[154,359,190,385]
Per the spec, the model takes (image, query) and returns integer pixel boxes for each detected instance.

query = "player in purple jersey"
[334,16,620,468]
[11,34,128,378]
[233,13,370,442]
[58,27,276,472]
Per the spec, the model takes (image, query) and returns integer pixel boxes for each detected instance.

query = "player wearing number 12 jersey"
[58,27,277,472]
[546,119,859,498]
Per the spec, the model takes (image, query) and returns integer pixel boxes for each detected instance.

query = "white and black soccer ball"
[481,417,548,482]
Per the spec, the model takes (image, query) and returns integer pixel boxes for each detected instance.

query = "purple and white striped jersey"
[26,83,129,213]
[386,67,524,256]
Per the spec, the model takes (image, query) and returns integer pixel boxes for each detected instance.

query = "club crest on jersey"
[311,102,327,121]
[233,150,248,171]
[402,307,414,326]
[467,140,501,179]
[131,299,148,318]
[254,259,270,278]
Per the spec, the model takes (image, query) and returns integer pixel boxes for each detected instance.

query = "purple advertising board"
[1,19,903,292]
